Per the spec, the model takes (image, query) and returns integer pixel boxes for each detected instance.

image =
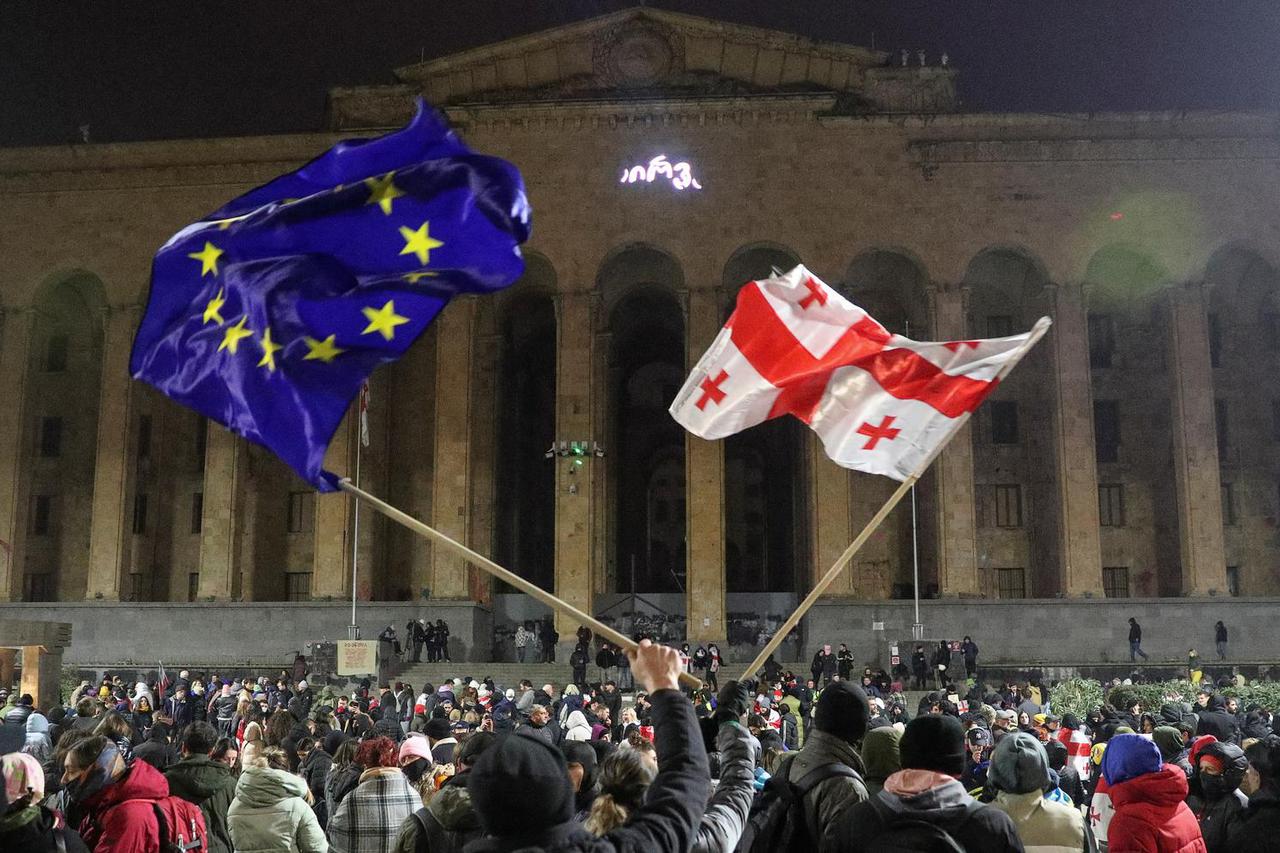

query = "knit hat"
[470,731,574,837]
[900,714,966,777]
[398,734,434,764]
[424,718,452,741]
[989,731,1051,794]
[1101,734,1162,786]
[813,682,870,745]
[2,752,44,803]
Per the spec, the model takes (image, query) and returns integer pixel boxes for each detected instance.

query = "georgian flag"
[671,265,1049,480]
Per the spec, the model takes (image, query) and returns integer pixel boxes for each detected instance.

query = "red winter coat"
[1108,764,1207,853]
[78,759,170,853]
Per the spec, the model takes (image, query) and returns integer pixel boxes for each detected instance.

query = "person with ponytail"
[583,748,657,835]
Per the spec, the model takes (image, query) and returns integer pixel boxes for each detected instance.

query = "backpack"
[115,796,207,853]
[864,795,982,853]
[738,757,862,853]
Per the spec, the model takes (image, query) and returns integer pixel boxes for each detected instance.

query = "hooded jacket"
[77,758,171,853]
[822,769,1023,853]
[227,765,327,853]
[861,727,903,797]
[986,731,1088,853]
[783,728,871,843]
[392,771,482,853]
[1195,697,1239,744]
[1228,788,1280,852]
[690,721,755,853]
[564,710,593,742]
[1104,735,1206,853]
[165,754,237,853]
[1185,741,1247,852]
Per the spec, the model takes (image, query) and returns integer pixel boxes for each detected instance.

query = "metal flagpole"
[349,381,369,641]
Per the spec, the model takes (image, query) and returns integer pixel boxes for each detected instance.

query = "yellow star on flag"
[218,316,253,354]
[399,221,444,266]
[188,242,225,277]
[365,173,406,215]
[209,213,251,231]
[403,270,438,283]
[362,300,410,341]
[257,328,283,372]
[302,334,346,363]
[202,289,226,325]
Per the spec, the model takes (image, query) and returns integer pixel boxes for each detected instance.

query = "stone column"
[0,308,33,602]
[1167,282,1228,595]
[927,284,979,596]
[86,305,141,600]
[1047,283,1104,596]
[20,646,62,711]
[197,424,246,599]
[311,409,355,600]
[431,298,477,599]
[809,432,853,595]
[684,288,726,645]
[554,291,596,637]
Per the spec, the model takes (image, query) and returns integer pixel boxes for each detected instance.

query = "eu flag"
[130,100,531,490]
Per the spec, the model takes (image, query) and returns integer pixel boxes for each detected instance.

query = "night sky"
[4,0,1278,147]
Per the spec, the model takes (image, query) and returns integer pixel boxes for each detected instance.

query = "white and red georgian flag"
[670,265,1049,480]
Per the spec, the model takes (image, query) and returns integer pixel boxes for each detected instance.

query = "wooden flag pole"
[739,474,918,680]
[338,478,704,691]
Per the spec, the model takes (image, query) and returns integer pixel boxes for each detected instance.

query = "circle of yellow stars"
[193,171,444,374]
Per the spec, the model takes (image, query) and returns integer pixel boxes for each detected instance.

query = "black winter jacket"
[1226,789,1280,853]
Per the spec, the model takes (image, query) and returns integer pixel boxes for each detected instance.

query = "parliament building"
[3,9,1279,663]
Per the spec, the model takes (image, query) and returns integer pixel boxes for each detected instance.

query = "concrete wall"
[0,601,490,666]
[805,597,1280,668]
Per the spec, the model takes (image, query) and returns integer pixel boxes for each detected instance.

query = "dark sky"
[3,0,1277,147]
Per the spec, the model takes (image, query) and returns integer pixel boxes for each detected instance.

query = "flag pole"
[738,316,1053,681]
[337,477,705,691]
[349,438,361,639]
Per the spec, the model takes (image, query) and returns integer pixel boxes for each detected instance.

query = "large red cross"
[943,340,980,352]
[799,277,828,310]
[695,369,729,410]
[856,415,901,450]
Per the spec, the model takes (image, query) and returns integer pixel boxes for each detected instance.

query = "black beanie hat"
[424,718,452,741]
[813,681,870,744]
[471,731,575,837]
[901,714,966,777]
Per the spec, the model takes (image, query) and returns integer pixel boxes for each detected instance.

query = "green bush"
[1050,678,1105,719]
[1052,678,1280,718]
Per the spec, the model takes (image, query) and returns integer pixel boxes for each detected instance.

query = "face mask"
[402,758,431,782]
[1200,774,1238,800]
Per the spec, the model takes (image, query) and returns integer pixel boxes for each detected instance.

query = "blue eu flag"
[130,100,531,490]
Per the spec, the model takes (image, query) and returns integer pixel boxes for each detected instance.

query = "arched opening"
[721,245,808,592]
[842,249,929,336]
[602,246,686,593]
[494,288,557,591]
[23,271,105,601]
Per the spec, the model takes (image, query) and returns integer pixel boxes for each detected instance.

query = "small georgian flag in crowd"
[670,265,1049,480]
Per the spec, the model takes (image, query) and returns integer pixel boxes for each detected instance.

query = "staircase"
[387,661,814,691]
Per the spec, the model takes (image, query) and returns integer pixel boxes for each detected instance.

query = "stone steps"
[387,661,816,691]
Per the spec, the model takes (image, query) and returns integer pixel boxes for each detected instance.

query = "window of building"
[995,568,1026,599]
[1208,312,1222,367]
[30,494,52,536]
[43,334,68,373]
[987,315,1014,338]
[1226,565,1241,597]
[1088,313,1115,369]
[285,572,313,601]
[188,572,200,602]
[191,492,203,535]
[1094,400,1120,464]
[1216,399,1230,459]
[194,415,207,471]
[1222,482,1236,526]
[1099,483,1125,527]
[38,416,62,458]
[994,484,1023,528]
[137,415,152,462]
[132,493,148,535]
[1103,566,1130,598]
[287,491,314,534]
[990,401,1019,445]
[23,572,53,602]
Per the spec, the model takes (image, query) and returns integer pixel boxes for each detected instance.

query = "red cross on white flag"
[670,265,1050,481]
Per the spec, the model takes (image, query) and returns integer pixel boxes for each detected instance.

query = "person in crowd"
[328,737,421,853]
[570,643,590,687]
[132,723,173,772]
[391,731,496,853]
[962,636,980,679]
[562,740,600,821]
[129,696,155,743]
[227,746,326,853]
[165,721,236,853]
[324,739,362,820]
[1228,736,1280,850]
[4,693,34,727]
[1214,621,1228,661]
[296,736,333,826]
[1044,737,1085,806]
[1128,617,1151,662]
[521,704,556,745]
[780,680,871,843]
[986,731,1088,851]
[396,735,436,808]
[0,752,90,853]
[165,685,194,731]
[862,726,903,798]
[583,748,655,835]
[825,714,1022,852]
[22,711,53,764]
[1102,733,1206,852]
[910,645,929,690]
[1197,694,1240,744]
[210,737,239,770]
[1186,740,1248,852]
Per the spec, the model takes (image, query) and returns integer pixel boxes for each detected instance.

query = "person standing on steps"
[1129,617,1150,662]
[961,635,980,679]
[1215,621,1229,661]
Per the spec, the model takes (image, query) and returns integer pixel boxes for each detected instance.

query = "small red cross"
[857,415,901,450]
[943,340,980,352]
[695,369,729,410]
[799,277,828,310]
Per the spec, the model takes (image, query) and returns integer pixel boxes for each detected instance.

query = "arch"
[596,243,684,321]
[722,242,802,289]
[844,249,930,335]
[31,268,108,314]
[964,247,1050,304]
[1204,244,1279,314]
[1083,244,1171,307]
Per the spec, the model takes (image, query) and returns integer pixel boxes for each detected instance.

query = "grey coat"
[783,728,870,843]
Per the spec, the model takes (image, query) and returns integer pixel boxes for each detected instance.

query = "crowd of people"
[3,637,1280,852]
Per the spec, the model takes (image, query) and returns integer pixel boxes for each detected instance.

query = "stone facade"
[1,9,1278,653]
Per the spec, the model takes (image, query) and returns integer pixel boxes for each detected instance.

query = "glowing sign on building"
[619,155,703,191]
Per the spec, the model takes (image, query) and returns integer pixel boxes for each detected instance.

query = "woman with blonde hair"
[584,748,657,835]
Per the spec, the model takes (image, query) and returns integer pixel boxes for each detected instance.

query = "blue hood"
[1102,733,1162,785]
